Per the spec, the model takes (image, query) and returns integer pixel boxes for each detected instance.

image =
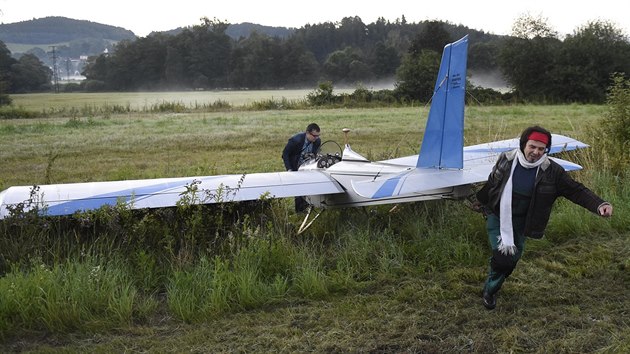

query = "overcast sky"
[1,0,628,38]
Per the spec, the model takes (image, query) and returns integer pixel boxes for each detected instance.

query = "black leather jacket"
[476,150,606,239]
[282,132,321,171]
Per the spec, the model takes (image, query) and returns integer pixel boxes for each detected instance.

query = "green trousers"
[483,212,527,296]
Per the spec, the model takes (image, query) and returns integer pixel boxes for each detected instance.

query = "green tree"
[337,16,367,48]
[97,34,169,90]
[552,21,630,103]
[82,17,234,90]
[229,32,285,88]
[370,41,400,79]
[0,81,11,105]
[468,42,499,71]
[348,59,373,83]
[408,21,452,55]
[394,49,441,102]
[132,34,169,89]
[499,14,561,100]
[323,47,369,83]
[366,17,392,45]
[280,37,320,87]
[510,13,558,39]
[182,17,232,89]
[0,41,15,104]
[0,41,52,94]
[164,42,188,88]
[10,53,52,92]
[103,39,141,90]
[81,54,114,91]
[296,22,342,63]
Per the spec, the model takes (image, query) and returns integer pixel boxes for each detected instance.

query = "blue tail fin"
[417,35,468,169]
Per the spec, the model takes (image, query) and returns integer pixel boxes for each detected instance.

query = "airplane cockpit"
[300,140,343,169]
[299,128,372,170]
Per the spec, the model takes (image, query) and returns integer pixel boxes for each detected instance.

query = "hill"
[0,16,136,44]
[0,16,137,66]
[159,22,295,39]
[0,16,295,77]
[0,16,296,55]
[226,22,295,39]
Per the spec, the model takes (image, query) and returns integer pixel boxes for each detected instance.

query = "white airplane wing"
[0,171,344,218]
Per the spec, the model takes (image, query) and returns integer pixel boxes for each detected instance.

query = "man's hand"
[471,201,484,213]
[598,203,613,217]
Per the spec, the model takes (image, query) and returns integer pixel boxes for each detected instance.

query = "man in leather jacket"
[475,126,613,310]
[282,123,321,212]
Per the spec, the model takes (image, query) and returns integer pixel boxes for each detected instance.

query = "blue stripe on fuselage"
[371,177,401,199]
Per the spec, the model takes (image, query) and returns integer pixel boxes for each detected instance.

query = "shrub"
[307,81,335,106]
[589,73,630,175]
[83,79,108,92]
[0,93,11,106]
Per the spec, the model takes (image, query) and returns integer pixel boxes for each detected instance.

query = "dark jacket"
[282,132,321,171]
[476,150,606,239]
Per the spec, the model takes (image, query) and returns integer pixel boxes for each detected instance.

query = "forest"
[1,15,629,104]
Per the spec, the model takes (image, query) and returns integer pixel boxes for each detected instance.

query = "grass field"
[0,93,628,352]
[8,89,358,111]
[0,99,605,189]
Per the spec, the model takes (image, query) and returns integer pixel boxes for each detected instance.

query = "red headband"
[528,131,549,145]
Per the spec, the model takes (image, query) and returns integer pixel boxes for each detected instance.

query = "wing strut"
[297,206,325,235]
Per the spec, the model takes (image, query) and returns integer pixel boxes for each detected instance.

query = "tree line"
[1,15,629,106]
[0,41,53,104]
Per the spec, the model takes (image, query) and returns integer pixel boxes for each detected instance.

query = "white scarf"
[498,150,547,255]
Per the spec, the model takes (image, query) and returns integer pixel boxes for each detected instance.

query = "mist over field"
[9,74,502,111]
[9,89,352,110]
[469,69,509,92]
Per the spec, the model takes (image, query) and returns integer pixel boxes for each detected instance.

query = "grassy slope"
[1,101,628,352]
[4,233,627,352]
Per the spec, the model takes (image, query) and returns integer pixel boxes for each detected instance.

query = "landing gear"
[297,206,325,235]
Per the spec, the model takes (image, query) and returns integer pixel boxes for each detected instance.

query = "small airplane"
[0,35,589,230]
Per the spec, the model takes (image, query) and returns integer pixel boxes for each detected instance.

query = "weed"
[589,73,630,176]
[44,151,58,184]
[0,257,138,335]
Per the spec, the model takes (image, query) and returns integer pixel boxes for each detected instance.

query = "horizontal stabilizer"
[382,134,588,167]
[463,134,589,157]
[548,157,583,171]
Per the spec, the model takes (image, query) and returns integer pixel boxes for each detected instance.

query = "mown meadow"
[0,90,628,352]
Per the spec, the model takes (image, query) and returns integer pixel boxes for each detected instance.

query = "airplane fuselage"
[299,156,472,208]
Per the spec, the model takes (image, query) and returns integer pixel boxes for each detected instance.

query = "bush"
[307,81,335,106]
[467,85,509,105]
[62,83,83,92]
[590,73,630,175]
[0,106,39,119]
[0,93,11,106]
[83,79,108,92]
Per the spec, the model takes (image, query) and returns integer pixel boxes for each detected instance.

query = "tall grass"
[0,256,155,336]
[0,96,628,346]
[0,198,478,333]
